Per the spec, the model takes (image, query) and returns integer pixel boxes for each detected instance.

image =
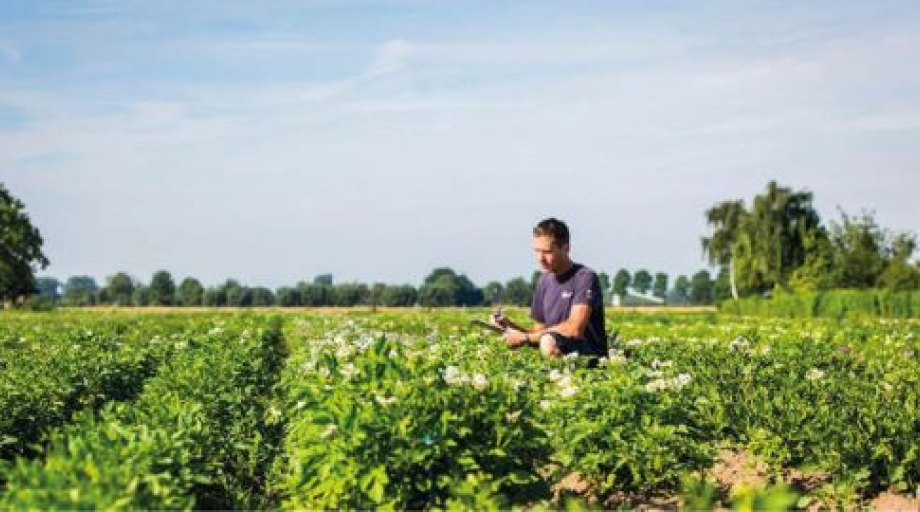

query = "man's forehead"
[533,235,561,249]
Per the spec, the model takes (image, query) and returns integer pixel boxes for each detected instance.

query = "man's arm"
[547,304,591,339]
[502,321,545,348]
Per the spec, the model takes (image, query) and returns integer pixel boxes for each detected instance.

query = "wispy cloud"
[0,39,22,63]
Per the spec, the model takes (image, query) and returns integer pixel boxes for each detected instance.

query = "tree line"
[3,180,917,309]
[30,265,727,308]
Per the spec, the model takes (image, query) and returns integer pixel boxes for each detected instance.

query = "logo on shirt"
[586,290,593,300]
[562,291,573,299]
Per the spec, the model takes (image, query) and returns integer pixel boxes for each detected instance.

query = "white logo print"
[562,291,573,299]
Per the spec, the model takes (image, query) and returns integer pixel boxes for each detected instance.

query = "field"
[1,308,918,510]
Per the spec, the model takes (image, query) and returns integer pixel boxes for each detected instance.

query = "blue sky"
[1,1,918,288]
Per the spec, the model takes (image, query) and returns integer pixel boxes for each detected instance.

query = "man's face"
[533,235,569,274]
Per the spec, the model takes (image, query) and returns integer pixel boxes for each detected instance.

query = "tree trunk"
[730,258,739,300]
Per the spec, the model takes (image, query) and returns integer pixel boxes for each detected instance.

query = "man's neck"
[553,260,574,277]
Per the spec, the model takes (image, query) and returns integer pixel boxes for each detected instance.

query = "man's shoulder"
[573,264,599,281]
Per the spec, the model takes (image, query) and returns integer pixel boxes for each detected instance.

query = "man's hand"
[502,329,529,349]
[490,311,512,331]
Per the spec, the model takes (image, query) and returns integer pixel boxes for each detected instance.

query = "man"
[492,217,607,358]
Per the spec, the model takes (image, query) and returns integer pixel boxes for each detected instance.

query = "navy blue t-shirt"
[530,263,607,354]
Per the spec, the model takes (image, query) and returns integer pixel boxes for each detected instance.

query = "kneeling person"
[492,217,607,358]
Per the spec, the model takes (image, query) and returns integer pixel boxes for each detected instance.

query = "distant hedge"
[719,290,920,319]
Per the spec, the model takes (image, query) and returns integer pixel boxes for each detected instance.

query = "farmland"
[1,308,918,510]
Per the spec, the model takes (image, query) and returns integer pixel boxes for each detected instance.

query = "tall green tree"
[713,267,733,302]
[482,281,504,306]
[672,275,691,304]
[332,283,369,306]
[612,269,631,297]
[652,272,668,299]
[202,286,225,307]
[105,272,135,306]
[597,271,611,303]
[878,229,920,290]
[223,280,251,307]
[380,284,417,307]
[419,268,482,307]
[133,284,150,306]
[828,211,889,288]
[504,277,532,306]
[275,287,302,307]
[299,282,331,306]
[148,270,176,306]
[632,269,652,294]
[63,276,98,306]
[734,181,822,294]
[250,286,276,306]
[690,270,713,305]
[788,227,836,291]
[0,184,49,304]
[701,199,745,299]
[177,277,204,306]
[35,276,61,302]
[703,182,824,297]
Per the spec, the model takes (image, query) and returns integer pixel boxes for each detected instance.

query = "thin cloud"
[0,40,22,63]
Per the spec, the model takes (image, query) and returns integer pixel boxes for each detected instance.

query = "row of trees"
[702,181,920,298]
[6,180,917,309]
[36,265,729,309]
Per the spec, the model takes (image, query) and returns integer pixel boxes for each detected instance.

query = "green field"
[1,309,918,510]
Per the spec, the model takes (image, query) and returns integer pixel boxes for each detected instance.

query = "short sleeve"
[572,269,600,307]
[530,275,545,323]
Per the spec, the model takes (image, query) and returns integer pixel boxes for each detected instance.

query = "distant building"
[611,287,665,306]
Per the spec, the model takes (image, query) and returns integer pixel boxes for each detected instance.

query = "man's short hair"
[533,218,570,247]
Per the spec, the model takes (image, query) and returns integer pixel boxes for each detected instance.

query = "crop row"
[0,314,284,510]
[269,310,919,509]
[0,313,216,458]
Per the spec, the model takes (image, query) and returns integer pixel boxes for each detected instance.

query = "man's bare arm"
[547,303,591,338]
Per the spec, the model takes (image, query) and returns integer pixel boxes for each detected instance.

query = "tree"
[671,275,691,304]
[597,271,611,304]
[380,284,417,307]
[828,211,890,288]
[612,269,631,297]
[299,282,331,306]
[133,284,150,306]
[482,281,504,306]
[250,287,275,306]
[223,280,251,307]
[652,272,668,299]
[418,268,482,307]
[703,182,824,297]
[177,277,205,306]
[734,182,822,294]
[879,231,920,290]
[504,277,532,306]
[105,272,135,306]
[332,283,368,306]
[713,267,733,302]
[202,286,225,307]
[633,269,652,294]
[690,270,713,305]
[275,287,302,307]
[701,200,745,299]
[0,183,49,303]
[35,276,61,302]
[148,270,176,306]
[63,276,98,306]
